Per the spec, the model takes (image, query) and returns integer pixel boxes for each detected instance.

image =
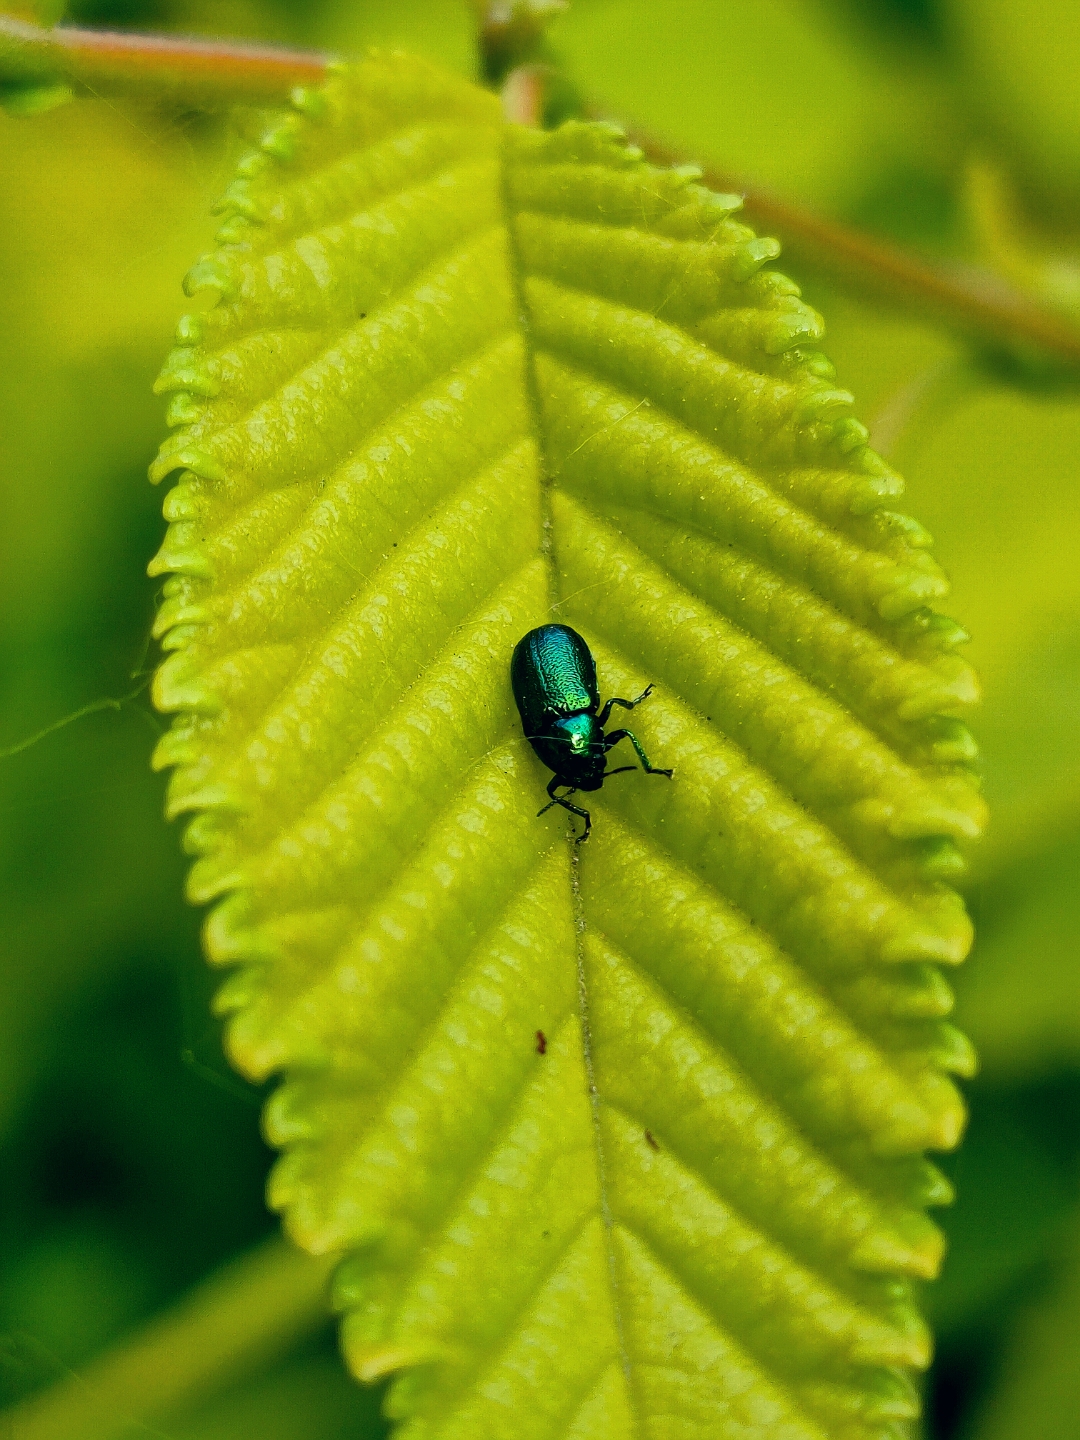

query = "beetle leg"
[597,683,654,728]
[537,774,572,816]
[536,777,592,842]
[604,728,673,778]
[560,795,592,843]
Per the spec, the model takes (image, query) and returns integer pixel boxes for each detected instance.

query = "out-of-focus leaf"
[954,826,1080,1079]
[964,160,1080,324]
[901,386,1080,877]
[551,0,957,211]
[0,103,220,371]
[946,0,1080,205]
[0,82,74,116]
[0,96,221,1138]
[171,1347,387,1440]
[926,1083,1077,1336]
[149,53,983,1438]
[967,1208,1080,1440]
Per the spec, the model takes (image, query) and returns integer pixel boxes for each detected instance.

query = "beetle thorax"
[560,712,597,751]
[547,711,606,786]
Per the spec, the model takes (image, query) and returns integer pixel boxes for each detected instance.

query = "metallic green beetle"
[510,623,673,842]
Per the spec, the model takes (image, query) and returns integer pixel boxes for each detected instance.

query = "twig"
[502,63,548,126]
[2,16,1080,367]
[617,121,1080,367]
[0,14,328,104]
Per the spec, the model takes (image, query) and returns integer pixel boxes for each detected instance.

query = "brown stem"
[617,121,1080,367]
[502,64,549,126]
[2,16,1079,367]
[0,14,329,104]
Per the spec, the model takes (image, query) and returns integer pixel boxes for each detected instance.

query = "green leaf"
[967,1209,1080,1440]
[956,823,1080,1079]
[0,80,73,116]
[148,54,985,1439]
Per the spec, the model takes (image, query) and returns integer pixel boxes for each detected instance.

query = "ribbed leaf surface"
[149,55,985,1440]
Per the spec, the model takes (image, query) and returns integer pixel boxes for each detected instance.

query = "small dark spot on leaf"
[360,312,367,318]
[645,1129,659,1151]
[535,1029,547,1055]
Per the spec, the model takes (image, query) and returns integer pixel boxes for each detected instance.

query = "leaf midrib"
[499,123,640,1428]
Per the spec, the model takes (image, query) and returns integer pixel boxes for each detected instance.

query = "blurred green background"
[2,1,1079,1436]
